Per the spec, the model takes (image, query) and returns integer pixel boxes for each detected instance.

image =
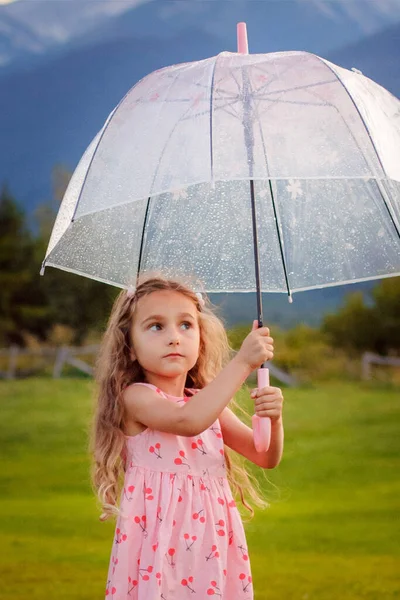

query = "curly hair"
[89,272,270,522]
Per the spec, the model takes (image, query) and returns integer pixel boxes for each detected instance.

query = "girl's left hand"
[250,386,284,422]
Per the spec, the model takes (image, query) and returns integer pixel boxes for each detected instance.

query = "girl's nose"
[168,329,180,345]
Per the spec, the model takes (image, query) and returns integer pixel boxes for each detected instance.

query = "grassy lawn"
[0,378,399,599]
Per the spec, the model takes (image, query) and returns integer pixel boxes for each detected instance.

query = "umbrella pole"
[239,22,271,454]
[249,179,265,333]
[238,23,266,337]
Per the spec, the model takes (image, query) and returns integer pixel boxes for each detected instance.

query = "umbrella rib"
[303,85,382,177]
[70,107,122,223]
[136,196,151,284]
[209,54,219,184]
[249,77,293,302]
[319,57,400,240]
[255,78,337,99]
[147,80,208,197]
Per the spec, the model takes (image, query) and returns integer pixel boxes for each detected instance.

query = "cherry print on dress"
[207,580,222,596]
[209,425,223,438]
[149,442,162,458]
[144,486,154,500]
[199,477,210,491]
[157,505,163,523]
[115,527,127,544]
[239,573,253,593]
[181,577,195,593]
[183,532,197,551]
[110,556,118,575]
[205,544,220,561]
[138,565,153,581]
[124,484,135,501]
[192,437,207,455]
[133,514,148,537]
[192,508,206,523]
[174,450,190,467]
[177,396,189,404]
[215,519,225,537]
[105,583,117,597]
[239,543,249,560]
[166,547,176,567]
[127,575,138,595]
[156,571,162,586]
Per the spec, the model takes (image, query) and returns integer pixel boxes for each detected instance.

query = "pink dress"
[105,382,253,600]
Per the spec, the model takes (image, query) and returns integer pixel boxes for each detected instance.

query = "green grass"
[0,378,399,599]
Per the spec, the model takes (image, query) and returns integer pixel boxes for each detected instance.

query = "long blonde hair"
[89,272,270,522]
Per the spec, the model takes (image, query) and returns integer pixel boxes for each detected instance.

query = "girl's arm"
[220,406,284,468]
[123,354,252,437]
[123,323,273,437]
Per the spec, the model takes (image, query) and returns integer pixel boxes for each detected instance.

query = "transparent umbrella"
[41,23,400,452]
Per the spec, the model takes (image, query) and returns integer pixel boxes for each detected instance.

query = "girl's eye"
[181,322,191,330]
[149,323,162,331]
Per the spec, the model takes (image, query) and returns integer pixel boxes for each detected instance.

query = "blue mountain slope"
[0,28,221,209]
[327,21,400,97]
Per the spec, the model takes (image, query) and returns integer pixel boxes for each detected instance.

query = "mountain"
[327,21,400,97]
[1,0,400,76]
[210,281,376,329]
[0,0,148,73]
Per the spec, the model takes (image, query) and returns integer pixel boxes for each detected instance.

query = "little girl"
[91,274,284,600]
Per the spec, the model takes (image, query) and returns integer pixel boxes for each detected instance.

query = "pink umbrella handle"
[252,367,271,452]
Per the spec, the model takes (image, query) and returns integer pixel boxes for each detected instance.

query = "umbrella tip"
[288,294,293,304]
[237,22,249,54]
[40,263,45,276]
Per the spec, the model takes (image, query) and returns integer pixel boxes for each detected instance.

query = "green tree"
[321,279,400,356]
[0,171,118,347]
[0,185,45,345]
[32,165,118,345]
[371,277,400,353]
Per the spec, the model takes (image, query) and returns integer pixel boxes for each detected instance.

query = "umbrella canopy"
[41,48,400,297]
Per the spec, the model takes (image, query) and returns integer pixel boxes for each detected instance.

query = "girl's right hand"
[236,320,274,371]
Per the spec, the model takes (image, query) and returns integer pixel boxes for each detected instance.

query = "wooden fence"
[0,344,298,385]
[361,352,400,380]
[2,346,398,384]
[0,345,99,379]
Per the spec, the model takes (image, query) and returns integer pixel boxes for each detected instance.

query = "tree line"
[0,171,118,348]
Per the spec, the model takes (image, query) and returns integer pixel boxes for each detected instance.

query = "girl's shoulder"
[128,382,168,398]
[124,383,201,398]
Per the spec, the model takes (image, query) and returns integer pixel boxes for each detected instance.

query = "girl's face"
[129,290,201,380]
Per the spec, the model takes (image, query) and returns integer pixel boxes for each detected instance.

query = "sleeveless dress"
[104,382,253,600]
